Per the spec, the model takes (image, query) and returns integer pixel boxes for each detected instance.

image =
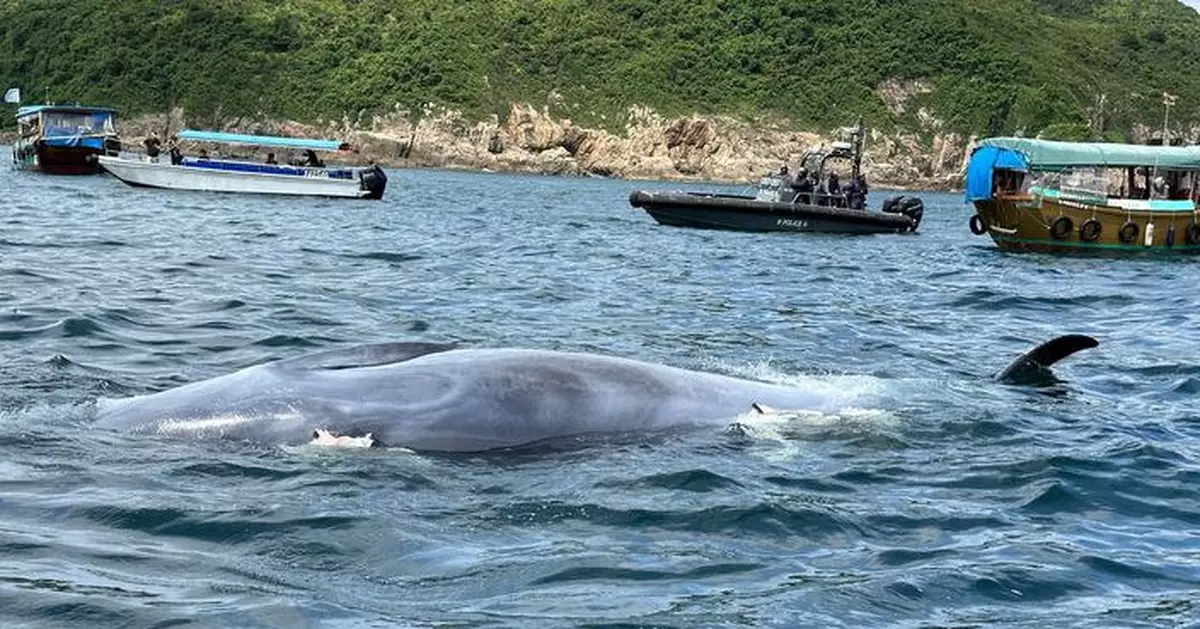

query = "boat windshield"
[42,111,115,137]
[1029,167,1112,202]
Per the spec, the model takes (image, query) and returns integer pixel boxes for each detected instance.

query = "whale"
[93,335,1098,452]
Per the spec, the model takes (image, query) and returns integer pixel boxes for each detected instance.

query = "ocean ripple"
[1,167,1199,628]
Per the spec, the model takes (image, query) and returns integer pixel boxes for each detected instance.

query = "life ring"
[1186,222,1200,245]
[1118,221,1139,244]
[1078,218,1102,242]
[969,214,987,235]
[1050,216,1073,240]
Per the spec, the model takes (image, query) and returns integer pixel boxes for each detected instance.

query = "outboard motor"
[881,195,925,232]
[359,165,388,200]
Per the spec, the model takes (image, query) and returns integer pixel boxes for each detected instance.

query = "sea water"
[0,161,1198,628]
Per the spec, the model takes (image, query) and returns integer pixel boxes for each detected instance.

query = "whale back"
[93,342,460,439]
[93,344,834,451]
[270,341,458,372]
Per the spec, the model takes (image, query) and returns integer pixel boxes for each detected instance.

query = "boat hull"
[12,139,119,175]
[971,195,1200,254]
[98,156,386,199]
[629,190,917,234]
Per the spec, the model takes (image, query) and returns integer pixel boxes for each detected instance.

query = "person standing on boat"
[166,136,184,165]
[777,164,792,187]
[142,133,162,161]
[825,172,842,207]
[845,174,868,210]
[301,149,325,168]
[265,152,278,165]
[791,167,814,204]
[1152,175,1169,198]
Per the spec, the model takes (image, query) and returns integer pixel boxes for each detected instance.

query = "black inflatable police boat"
[629,124,924,235]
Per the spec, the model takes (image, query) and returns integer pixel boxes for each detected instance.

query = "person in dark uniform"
[826,172,842,207]
[265,152,278,165]
[845,175,867,210]
[791,167,814,204]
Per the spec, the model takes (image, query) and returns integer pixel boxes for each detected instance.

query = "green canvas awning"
[979,137,1200,171]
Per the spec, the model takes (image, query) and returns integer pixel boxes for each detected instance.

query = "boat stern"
[359,165,388,200]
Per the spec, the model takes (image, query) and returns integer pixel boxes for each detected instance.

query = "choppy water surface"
[1,159,1199,628]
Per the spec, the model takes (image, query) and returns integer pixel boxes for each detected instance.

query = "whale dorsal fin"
[994,334,1098,384]
[271,342,458,372]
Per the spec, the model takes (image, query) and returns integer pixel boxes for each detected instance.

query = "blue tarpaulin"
[965,145,1029,201]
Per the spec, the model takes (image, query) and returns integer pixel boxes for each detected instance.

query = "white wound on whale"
[155,413,265,436]
[310,428,376,449]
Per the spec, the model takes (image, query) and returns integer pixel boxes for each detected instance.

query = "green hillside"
[1,0,1198,140]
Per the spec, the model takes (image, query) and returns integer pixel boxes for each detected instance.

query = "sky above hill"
[1184,0,1200,10]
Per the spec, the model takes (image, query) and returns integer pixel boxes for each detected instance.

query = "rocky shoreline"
[14,103,976,190]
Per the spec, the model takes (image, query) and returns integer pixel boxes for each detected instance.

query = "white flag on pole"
[3,87,19,104]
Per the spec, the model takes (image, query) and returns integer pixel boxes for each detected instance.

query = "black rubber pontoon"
[629,190,922,234]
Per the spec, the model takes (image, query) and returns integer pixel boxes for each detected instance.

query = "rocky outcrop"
[507,103,566,152]
[117,102,973,190]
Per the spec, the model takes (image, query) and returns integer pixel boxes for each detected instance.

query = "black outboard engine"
[359,164,388,200]
[881,195,925,232]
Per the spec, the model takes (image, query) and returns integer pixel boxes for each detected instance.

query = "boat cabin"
[12,104,121,174]
[967,137,1200,207]
[756,124,869,208]
[966,137,1200,252]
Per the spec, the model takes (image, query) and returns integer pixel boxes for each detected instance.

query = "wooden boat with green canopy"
[966,137,1200,253]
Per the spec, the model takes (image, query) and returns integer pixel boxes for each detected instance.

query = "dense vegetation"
[2,0,1200,140]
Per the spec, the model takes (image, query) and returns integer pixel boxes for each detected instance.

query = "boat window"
[16,116,38,137]
[1168,171,1192,200]
[41,111,114,137]
[992,168,1024,194]
[1031,167,1108,202]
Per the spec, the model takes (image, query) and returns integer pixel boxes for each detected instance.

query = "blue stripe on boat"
[182,159,355,180]
[178,129,346,152]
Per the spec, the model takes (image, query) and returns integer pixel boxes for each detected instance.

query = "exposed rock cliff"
[118,103,973,190]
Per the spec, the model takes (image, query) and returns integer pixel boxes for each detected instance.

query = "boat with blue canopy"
[97,129,387,199]
[966,137,1200,253]
[11,103,121,174]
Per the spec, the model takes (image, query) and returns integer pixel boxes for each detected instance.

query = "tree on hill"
[1,0,1198,141]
